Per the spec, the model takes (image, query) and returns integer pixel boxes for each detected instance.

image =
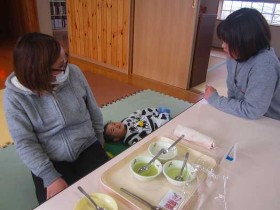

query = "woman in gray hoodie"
[3,32,109,204]
[204,8,280,120]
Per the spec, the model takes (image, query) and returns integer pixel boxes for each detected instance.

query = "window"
[218,1,280,25]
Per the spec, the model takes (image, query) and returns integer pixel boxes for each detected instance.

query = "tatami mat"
[102,89,193,123]
[0,89,13,148]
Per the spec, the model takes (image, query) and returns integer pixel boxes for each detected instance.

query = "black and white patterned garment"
[122,108,170,146]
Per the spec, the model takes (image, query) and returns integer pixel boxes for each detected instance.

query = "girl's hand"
[204,85,217,100]
[47,177,68,200]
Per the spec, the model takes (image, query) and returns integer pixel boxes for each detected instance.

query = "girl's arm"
[207,62,277,120]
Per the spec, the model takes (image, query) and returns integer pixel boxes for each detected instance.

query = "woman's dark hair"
[217,8,271,62]
[13,32,61,92]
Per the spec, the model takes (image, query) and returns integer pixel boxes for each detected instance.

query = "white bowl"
[163,160,196,186]
[148,139,178,163]
[129,156,162,181]
[74,193,118,210]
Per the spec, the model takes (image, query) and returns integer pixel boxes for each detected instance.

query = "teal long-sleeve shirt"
[207,48,280,120]
[4,64,104,187]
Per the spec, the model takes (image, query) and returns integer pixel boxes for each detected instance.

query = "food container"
[163,160,196,187]
[129,156,162,182]
[148,137,178,163]
[74,193,118,210]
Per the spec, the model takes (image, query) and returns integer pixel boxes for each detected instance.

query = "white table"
[34,100,280,210]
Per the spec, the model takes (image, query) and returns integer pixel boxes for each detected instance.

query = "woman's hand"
[47,177,68,200]
[204,85,217,100]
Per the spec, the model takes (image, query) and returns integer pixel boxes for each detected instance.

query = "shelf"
[51,15,67,17]
[53,28,67,32]
[50,6,66,16]
[51,18,67,29]
[50,0,67,31]
[50,0,66,2]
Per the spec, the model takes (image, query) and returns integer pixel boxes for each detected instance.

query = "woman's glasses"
[51,60,68,74]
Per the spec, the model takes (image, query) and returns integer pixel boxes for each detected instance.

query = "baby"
[104,107,171,146]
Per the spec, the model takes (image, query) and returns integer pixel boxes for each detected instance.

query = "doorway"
[191,48,227,96]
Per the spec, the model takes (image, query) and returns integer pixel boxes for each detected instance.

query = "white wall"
[270,25,280,57]
[36,0,53,36]
[200,0,219,14]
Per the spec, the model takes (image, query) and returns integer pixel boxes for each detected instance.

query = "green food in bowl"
[166,168,190,181]
[133,162,158,176]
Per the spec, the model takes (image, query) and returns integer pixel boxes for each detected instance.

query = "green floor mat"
[0,146,38,210]
[102,89,193,122]
[101,89,193,157]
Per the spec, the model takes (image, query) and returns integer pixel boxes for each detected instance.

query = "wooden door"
[0,0,39,38]
[189,14,217,88]
[132,0,199,89]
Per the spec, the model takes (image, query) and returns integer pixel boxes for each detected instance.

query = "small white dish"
[148,138,178,163]
[129,156,162,182]
[163,160,196,187]
[74,193,118,210]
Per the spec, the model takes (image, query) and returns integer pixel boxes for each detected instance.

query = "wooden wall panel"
[67,0,131,73]
[106,0,112,64]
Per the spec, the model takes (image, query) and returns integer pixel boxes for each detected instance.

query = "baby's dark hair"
[103,121,114,143]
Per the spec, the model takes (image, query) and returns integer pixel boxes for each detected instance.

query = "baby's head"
[103,121,127,143]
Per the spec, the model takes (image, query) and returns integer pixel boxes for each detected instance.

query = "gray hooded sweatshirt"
[3,64,104,187]
[207,48,280,121]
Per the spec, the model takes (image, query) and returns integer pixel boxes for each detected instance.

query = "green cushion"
[104,142,129,157]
